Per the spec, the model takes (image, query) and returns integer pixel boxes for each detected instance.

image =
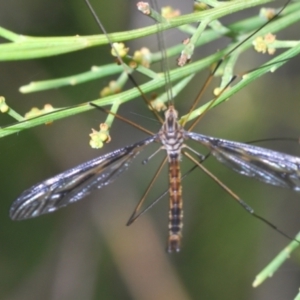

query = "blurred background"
[1,0,300,299]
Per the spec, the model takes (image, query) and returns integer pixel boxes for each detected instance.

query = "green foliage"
[1,1,300,300]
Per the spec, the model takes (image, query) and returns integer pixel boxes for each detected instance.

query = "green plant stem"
[1,38,300,138]
[16,3,300,95]
[253,231,300,287]
[0,0,285,60]
[0,0,299,137]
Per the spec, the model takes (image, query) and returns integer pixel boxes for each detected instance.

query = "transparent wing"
[10,136,155,220]
[186,132,300,190]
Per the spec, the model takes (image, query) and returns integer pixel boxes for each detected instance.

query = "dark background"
[1,0,300,299]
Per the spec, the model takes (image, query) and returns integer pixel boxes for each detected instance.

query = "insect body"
[10,101,300,252]
[7,0,300,253]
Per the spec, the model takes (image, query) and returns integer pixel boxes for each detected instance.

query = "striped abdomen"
[167,154,183,253]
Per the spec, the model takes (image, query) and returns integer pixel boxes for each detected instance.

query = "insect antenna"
[137,1,174,107]
[84,0,164,123]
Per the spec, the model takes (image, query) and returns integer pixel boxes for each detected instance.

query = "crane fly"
[10,102,300,251]
[9,0,300,252]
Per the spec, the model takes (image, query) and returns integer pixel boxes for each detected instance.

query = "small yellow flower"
[24,104,54,120]
[253,33,276,55]
[150,99,167,112]
[111,43,129,58]
[132,47,151,68]
[89,123,111,149]
[161,6,180,19]
[100,81,121,97]
[0,96,9,113]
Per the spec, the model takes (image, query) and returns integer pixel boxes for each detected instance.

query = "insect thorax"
[158,106,185,156]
